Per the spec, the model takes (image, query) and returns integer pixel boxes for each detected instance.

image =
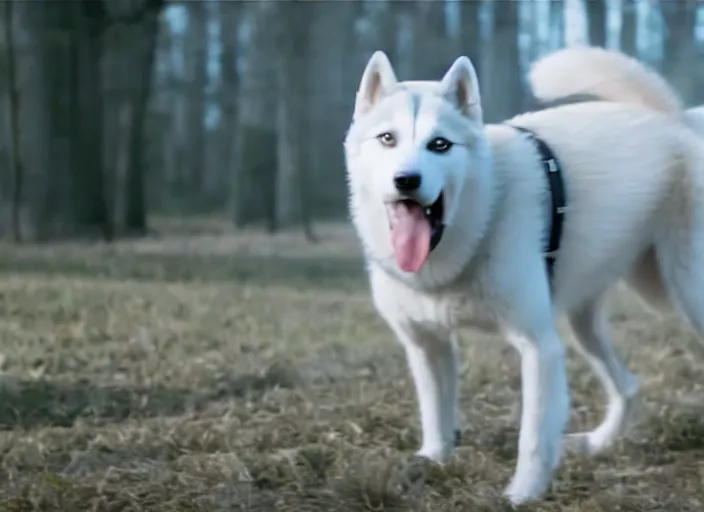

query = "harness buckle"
[546,159,558,173]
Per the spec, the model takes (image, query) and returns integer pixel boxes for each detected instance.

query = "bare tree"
[587,0,607,47]
[662,1,697,104]
[564,0,589,47]
[152,17,187,209]
[378,2,399,65]
[460,0,482,66]
[123,0,165,234]
[216,1,241,211]
[411,2,452,79]
[232,2,278,231]
[489,2,523,121]
[620,0,637,56]
[17,1,65,241]
[304,0,361,221]
[184,1,208,206]
[16,0,111,241]
[550,0,565,49]
[68,1,113,240]
[275,0,316,241]
[4,0,23,242]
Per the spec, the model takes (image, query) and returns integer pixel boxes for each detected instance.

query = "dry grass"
[0,218,703,511]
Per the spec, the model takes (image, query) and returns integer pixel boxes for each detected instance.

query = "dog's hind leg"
[565,293,639,455]
[624,248,672,313]
[656,252,704,336]
[652,145,704,338]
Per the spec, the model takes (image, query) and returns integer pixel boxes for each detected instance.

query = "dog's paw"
[503,460,554,506]
[564,431,615,456]
[503,475,547,506]
[414,445,452,464]
[415,433,455,463]
[563,432,595,455]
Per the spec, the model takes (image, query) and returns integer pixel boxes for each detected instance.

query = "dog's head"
[344,51,489,279]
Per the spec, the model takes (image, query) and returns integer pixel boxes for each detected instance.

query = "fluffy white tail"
[528,46,682,117]
[684,106,704,135]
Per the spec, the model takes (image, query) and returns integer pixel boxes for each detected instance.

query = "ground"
[0,218,703,511]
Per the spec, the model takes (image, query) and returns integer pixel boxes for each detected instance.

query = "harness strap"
[511,126,567,280]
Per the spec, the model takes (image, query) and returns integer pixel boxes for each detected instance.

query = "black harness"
[511,126,567,281]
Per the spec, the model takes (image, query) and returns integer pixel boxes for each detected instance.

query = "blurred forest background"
[0,0,702,243]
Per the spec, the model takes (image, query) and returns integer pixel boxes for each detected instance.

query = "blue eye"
[427,137,453,153]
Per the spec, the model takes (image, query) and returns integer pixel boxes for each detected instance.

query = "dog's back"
[528,48,704,322]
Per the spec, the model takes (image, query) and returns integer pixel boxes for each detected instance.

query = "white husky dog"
[343,45,704,505]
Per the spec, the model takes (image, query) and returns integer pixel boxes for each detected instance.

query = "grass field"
[0,219,703,511]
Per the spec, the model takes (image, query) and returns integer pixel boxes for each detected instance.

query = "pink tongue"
[388,202,431,273]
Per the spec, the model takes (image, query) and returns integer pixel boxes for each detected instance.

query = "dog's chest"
[445,291,499,332]
[403,288,499,333]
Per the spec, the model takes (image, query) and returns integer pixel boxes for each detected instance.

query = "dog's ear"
[354,51,398,119]
[439,56,482,121]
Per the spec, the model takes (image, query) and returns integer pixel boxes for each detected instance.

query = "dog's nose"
[393,171,422,192]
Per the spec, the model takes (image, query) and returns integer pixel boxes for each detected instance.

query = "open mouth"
[386,193,445,273]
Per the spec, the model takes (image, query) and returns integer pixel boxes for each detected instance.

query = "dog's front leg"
[370,267,459,463]
[393,322,459,463]
[503,326,569,505]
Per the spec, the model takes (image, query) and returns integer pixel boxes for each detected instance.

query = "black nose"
[393,171,422,192]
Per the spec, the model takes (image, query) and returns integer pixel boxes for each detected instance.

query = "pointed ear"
[439,56,482,121]
[354,51,398,119]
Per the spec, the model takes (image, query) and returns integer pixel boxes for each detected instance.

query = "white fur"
[528,46,682,116]
[344,48,704,505]
[685,106,704,135]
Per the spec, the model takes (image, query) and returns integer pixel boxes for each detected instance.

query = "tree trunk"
[184,2,208,207]
[4,0,23,242]
[411,2,451,79]
[549,0,565,49]
[378,2,399,65]
[69,0,112,240]
[459,0,482,67]
[564,0,589,47]
[152,17,180,207]
[587,0,607,47]
[620,0,637,56]
[275,0,316,241]
[217,1,241,211]
[661,1,697,104]
[16,1,59,240]
[489,2,523,121]
[123,5,161,234]
[303,0,360,220]
[232,2,278,231]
